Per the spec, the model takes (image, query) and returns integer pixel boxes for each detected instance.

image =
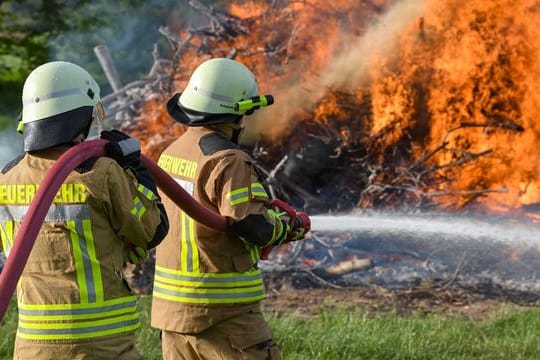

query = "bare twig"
[299,269,344,289]
[440,253,469,290]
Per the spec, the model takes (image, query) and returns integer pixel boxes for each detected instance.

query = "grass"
[1,296,540,359]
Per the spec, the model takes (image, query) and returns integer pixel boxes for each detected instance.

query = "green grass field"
[1,296,540,359]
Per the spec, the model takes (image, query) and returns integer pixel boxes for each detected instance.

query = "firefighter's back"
[1,150,142,359]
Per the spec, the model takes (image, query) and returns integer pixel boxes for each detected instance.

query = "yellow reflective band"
[251,182,269,198]
[153,291,265,304]
[0,220,13,256]
[244,243,259,264]
[252,245,259,263]
[153,282,265,305]
[180,211,200,273]
[67,219,103,303]
[188,214,199,273]
[155,265,262,279]
[154,281,263,294]
[19,296,137,311]
[153,265,264,304]
[158,154,198,179]
[17,313,140,340]
[17,297,139,340]
[226,186,249,206]
[18,297,137,321]
[226,183,269,206]
[0,226,6,254]
[83,219,104,303]
[68,221,89,303]
[18,305,136,322]
[137,205,146,219]
[180,211,188,272]
[130,197,146,220]
[137,184,157,200]
[0,183,87,205]
[154,272,262,289]
[19,312,139,330]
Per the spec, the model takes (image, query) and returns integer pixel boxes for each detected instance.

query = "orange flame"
[133,0,540,215]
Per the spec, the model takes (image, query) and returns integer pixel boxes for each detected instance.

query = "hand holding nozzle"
[260,199,311,260]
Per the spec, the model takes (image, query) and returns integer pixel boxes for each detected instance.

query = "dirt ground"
[123,260,539,320]
[261,275,539,320]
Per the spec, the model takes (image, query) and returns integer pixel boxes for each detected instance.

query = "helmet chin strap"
[73,114,95,145]
[231,127,243,144]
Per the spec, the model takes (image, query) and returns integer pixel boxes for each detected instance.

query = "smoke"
[322,0,426,88]
[246,0,426,141]
[48,0,192,94]
[0,130,22,169]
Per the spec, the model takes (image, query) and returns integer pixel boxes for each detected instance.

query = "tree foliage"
[0,0,189,122]
[0,0,73,119]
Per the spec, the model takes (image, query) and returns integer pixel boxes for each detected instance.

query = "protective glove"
[100,130,141,169]
[287,211,311,242]
[126,243,148,264]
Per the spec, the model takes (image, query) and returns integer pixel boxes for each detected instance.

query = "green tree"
[0,0,89,122]
[0,0,190,123]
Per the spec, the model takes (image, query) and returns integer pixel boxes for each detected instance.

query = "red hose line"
[0,139,227,321]
[140,155,228,232]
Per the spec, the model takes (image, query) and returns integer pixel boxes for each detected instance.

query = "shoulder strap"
[199,133,238,156]
[1,153,25,174]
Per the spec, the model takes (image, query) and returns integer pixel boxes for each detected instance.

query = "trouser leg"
[160,309,281,360]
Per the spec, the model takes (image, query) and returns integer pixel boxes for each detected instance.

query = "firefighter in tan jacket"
[0,61,169,360]
[151,58,311,359]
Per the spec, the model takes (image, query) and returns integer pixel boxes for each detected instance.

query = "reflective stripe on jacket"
[0,147,162,342]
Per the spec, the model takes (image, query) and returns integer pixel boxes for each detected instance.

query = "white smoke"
[247,0,427,141]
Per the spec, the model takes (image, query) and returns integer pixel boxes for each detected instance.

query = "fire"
[133,0,540,216]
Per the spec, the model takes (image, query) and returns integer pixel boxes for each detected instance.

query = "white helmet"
[20,61,103,151]
[167,58,273,126]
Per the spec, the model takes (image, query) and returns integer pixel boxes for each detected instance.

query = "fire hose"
[0,139,228,321]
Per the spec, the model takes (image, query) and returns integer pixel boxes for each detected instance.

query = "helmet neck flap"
[23,107,94,152]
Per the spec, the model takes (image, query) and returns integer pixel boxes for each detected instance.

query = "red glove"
[287,211,311,242]
[260,199,311,260]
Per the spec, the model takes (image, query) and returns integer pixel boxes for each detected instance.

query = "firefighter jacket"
[0,147,163,344]
[151,126,288,333]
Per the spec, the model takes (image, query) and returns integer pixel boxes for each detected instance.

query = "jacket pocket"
[24,228,75,274]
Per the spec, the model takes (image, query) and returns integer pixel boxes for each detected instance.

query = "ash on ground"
[259,227,540,306]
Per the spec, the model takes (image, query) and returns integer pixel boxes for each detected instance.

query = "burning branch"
[188,0,248,38]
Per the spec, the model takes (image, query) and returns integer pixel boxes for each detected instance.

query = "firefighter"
[0,61,169,359]
[151,58,311,359]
